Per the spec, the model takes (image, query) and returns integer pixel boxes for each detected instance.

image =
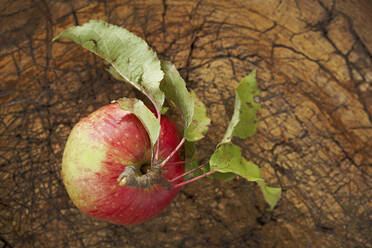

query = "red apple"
[62,103,183,225]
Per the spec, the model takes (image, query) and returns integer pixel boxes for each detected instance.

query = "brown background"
[0,0,371,247]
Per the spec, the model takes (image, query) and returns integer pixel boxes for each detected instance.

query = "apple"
[62,103,183,225]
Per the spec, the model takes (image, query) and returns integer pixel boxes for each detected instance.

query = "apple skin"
[62,103,183,225]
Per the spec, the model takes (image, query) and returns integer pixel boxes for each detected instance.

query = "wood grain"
[0,0,371,247]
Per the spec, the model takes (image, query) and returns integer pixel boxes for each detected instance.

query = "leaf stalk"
[173,170,217,188]
[159,137,185,167]
[169,163,208,183]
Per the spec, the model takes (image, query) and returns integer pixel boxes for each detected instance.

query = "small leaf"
[160,106,169,115]
[160,61,194,129]
[184,91,210,141]
[220,70,260,145]
[185,140,196,160]
[160,62,210,141]
[209,143,241,171]
[184,161,203,180]
[116,98,160,147]
[184,141,203,180]
[53,20,165,108]
[257,181,282,211]
[210,171,236,181]
[210,143,281,210]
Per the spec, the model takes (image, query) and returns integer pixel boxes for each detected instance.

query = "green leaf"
[209,143,241,171]
[210,143,281,210]
[185,140,196,161]
[160,61,210,141]
[160,61,194,129]
[53,20,165,108]
[184,91,211,141]
[220,70,260,145]
[209,170,236,181]
[115,98,160,147]
[184,141,203,180]
[184,161,203,180]
[160,106,169,115]
[257,181,282,211]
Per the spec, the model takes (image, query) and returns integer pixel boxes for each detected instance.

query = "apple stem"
[159,137,185,167]
[169,163,208,182]
[173,170,217,188]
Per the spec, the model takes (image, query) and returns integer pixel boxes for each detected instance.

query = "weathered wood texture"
[0,0,371,247]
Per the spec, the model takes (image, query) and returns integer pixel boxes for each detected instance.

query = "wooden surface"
[0,0,371,247]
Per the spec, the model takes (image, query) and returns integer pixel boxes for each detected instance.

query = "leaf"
[160,61,210,141]
[210,143,281,210]
[160,61,194,129]
[160,106,169,115]
[209,169,236,181]
[115,98,160,147]
[53,20,165,108]
[220,70,260,145]
[185,140,196,161]
[184,141,204,180]
[256,181,282,211]
[184,162,203,180]
[184,91,211,141]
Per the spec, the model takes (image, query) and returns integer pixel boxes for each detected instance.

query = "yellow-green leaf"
[116,98,160,147]
[220,70,260,145]
[210,143,281,210]
[53,20,164,109]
